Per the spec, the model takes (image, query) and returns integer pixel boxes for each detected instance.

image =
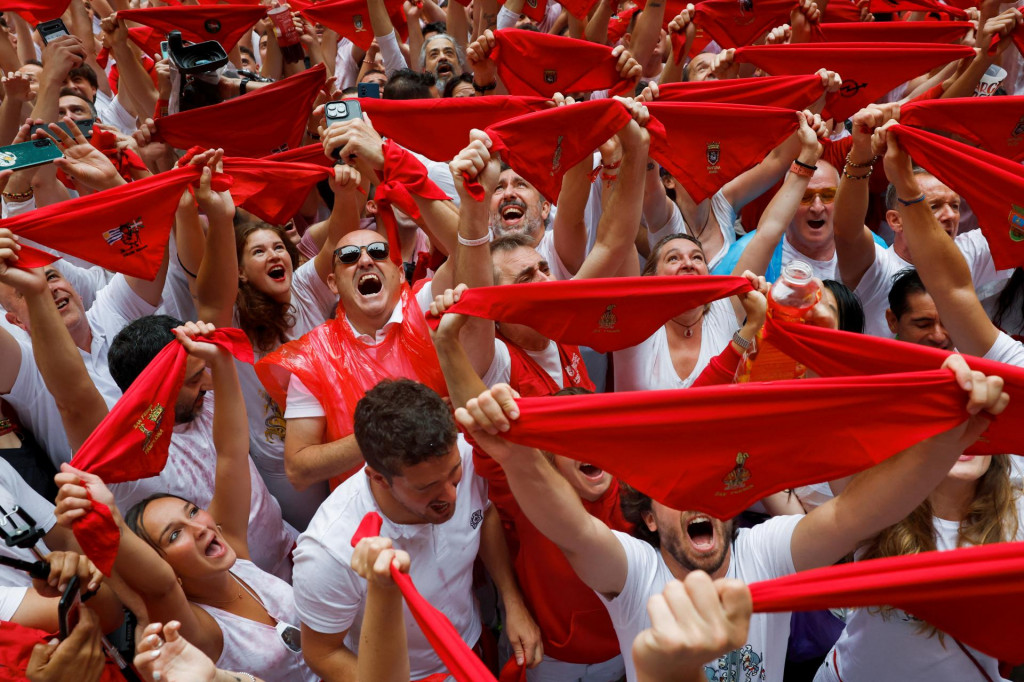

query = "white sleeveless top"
[195,559,317,682]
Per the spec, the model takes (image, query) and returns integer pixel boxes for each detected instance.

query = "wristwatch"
[732,330,753,352]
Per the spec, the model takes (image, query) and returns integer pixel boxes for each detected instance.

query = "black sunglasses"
[334,241,389,265]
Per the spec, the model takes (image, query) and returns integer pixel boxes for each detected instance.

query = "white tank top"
[195,559,317,682]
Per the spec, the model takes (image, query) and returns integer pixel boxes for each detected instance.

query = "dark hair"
[108,315,183,392]
[443,72,474,98]
[239,45,255,59]
[823,280,865,334]
[642,233,705,276]
[24,59,42,68]
[354,380,457,482]
[67,64,99,97]
[884,167,933,211]
[620,482,660,548]
[887,268,928,320]
[383,68,436,100]
[235,219,301,352]
[359,68,386,85]
[992,267,1024,334]
[490,232,535,255]
[124,493,193,554]
[421,21,447,37]
[57,87,98,118]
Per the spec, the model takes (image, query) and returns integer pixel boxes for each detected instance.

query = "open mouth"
[436,62,453,77]
[268,265,287,282]
[205,537,225,558]
[578,463,605,481]
[500,202,526,224]
[54,296,70,311]
[357,272,383,296]
[807,219,826,230]
[429,501,451,515]
[686,516,715,551]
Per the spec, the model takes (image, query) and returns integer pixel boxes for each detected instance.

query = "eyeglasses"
[277,621,302,653]
[333,241,389,265]
[800,188,838,206]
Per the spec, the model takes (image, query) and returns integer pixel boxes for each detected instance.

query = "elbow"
[284,449,316,492]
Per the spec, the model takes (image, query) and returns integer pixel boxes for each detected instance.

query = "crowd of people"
[0,0,1021,680]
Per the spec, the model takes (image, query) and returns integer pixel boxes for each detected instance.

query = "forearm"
[450,201,497,378]
[111,42,158,118]
[433,328,491,408]
[196,213,238,328]
[285,432,364,490]
[0,26,20,75]
[586,0,614,43]
[0,98,25,146]
[208,354,251,539]
[410,195,459,255]
[357,585,408,682]
[732,163,812,277]
[447,0,470,54]
[478,505,525,607]
[552,157,594,275]
[631,0,667,65]
[13,16,34,67]
[942,52,993,99]
[833,147,876,289]
[30,77,62,122]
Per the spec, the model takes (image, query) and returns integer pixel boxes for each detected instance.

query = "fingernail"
[151,650,161,660]
[516,654,524,665]
[153,670,162,681]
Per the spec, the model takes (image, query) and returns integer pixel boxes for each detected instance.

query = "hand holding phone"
[324,100,364,160]
[58,574,81,640]
[36,19,70,46]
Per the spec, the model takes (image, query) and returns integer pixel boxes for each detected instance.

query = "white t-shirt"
[535,230,575,282]
[983,330,1024,368]
[0,459,56,620]
[482,339,563,388]
[334,39,360,92]
[292,437,488,681]
[818,496,1024,682]
[647,190,738,272]
[110,395,298,582]
[601,515,802,682]
[853,232,1010,338]
[782,236,837,281]
[4,275,154,467]
[94,90,138,135]
[612,298,737,391]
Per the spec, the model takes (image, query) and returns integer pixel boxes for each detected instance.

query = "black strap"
[955,638,996,682]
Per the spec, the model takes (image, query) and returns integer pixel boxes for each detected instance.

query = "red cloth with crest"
[119,5,267,54]
[888,123,1024,269]
[300,0,409,50]
[70,328,253,574]
[656,74,825,110]
[899,96,1024,163]
[816,20,973,43]
[154,64,325,158]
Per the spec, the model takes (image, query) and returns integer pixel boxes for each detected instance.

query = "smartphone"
[58,575,81,640]
[30,119,94,140]
[324,99,363,126]
[357,82,380,99]
[160,40,170,61]
[37,19,70,45]
[0,138,62,172]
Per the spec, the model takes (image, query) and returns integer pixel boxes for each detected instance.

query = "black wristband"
[472,80,497,93]
[240,78,251,96]
[793,158,817,171]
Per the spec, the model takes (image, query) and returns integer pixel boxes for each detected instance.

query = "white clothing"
[377,30,409,76]
[527,654,625,682]
[647,190,738,272]
[292,437,488,681]
[601,515,801,682]
[110,395,298,582]
[535,230,576,281]
[612,298,737,391]
[782,235,836,281]
[4,275,153,467]
[852,232,1011,338]
[497,5,519,28]
[94,90,138,135]
[0,459,56,620]
[197,558,316,682]
[817,496,1024,682]
[482,339,564,388]
[0,233,113,312]
[334,39,359,92]
[983,330,1024,368]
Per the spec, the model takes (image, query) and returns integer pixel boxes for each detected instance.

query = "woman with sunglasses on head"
[53,323,317,682]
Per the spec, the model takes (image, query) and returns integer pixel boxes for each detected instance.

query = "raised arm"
[351,537,411,682]
[103,14,158,121]
[312,165,366,284]
[455,384,628,598]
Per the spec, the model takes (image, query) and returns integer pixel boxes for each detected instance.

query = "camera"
[166,30,228,112]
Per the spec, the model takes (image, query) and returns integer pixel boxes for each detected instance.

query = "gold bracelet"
[844,152,878,168]
[2,188,33,202]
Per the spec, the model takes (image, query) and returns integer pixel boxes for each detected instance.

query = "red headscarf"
[300,0,409,50]
[900,96,1024,163]
[119,5,267,54]
[815,20,973,43]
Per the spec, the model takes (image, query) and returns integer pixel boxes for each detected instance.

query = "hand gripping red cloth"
[988,20,1024,56]
[69,328,254,574]
[433,275,751,353]
[4,164,211,279]
[656,74,825,111]
[220,157,333,224]
[300,0,409,51]
[888,123,1024,270]
[359,95,549,162]
[815,20,973,44]
[732,43,975,121]
[868,0,968,17]
[0,621,126,680]
[118,5,267,54]
[154,64,325,158]
[761,318,1023,456]
[375,140,452,265]
[350,511,499,682]
[900,96,1024,163]
[490,29,636,98]
[694,0,821,49]
[0,0,70,23]
[821,0,864,21]
[494,370,971,519]
[646,102,800,203]
[749,541,1024,664]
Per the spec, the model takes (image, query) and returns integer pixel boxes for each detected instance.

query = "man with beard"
[454,369,1007,682]
[421,33,464,90]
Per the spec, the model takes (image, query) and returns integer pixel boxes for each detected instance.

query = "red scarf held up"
[221,156,333,224]
[69,328,254,575]
[869,0,968,17]
[646,102,800,203]
[494,370,971,519]
[118,5,267,55]
[900,96,1024,163]
[300,0,408,51]
[374,140,452,265]
[490,29,635,98]
[988,21,1024,56]
[694,0,822,49]
[351,511,499,682]
[432,275,751,353]
[656,74,825,110]
[607,6,640,44]
[55,128,149,189]
[462,98,632,204]
[154,64,325,158]
[762,318,1023,455]
[733,43,975,121]
[501,0,547,23]
[559,0,599,19]
[821,0,864,21]
[0,0,70,23]
[888,123,1024,270]
[359,95,550,163]
[815,20,973,43]
[750,541,1024,664]
[266,142,334,167]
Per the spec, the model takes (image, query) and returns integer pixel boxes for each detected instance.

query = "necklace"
[691,204,712,242]
[194,579,243,607]
[669,307,706,338]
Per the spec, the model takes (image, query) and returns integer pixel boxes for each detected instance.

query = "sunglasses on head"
[334,241,389,265]
[800,188,838,206]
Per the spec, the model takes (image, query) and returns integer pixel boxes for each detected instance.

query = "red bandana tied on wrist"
[750,541,1024,664]
[888,123,1024,269]
[733,43,974,121]
[300,0,408,51]
[694,0,822,49]
[359,96,549,162]
[646,102,800,202]
[154,64,325,158]
[868,0,967,17]
[70,328,254,574]
[432,275,752,353]
[490,29,635,98]
[350,512,499,682]
[118,5,267,55]
[762,318,1023,455]
[495,370,971,518]
[656,75,825,111]
[375,140,452,265]
[815,20,973,44]
[900,96,1024,163]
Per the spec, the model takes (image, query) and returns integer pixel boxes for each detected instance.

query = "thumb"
[27,639,59,670]
[512,637,525,666]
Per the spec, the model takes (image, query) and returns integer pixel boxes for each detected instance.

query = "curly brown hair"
[235,220,301,353]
